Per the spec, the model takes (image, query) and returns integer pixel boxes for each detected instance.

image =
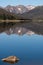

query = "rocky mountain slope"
[4,5,35,14]
[0,8,19,20]
[19,6,43,19]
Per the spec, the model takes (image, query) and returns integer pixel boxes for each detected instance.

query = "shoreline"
[0,20,32,23]
[0,19,43,23]
[0,20,23,23]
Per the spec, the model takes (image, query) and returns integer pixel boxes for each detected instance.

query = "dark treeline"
[0,8,19,20]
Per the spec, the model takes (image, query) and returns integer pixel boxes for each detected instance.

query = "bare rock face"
[2,56,19,64]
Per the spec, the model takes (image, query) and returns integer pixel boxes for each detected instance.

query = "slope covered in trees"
[0,8,18,20]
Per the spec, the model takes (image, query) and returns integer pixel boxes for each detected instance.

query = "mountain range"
[20,6,43,20]
[0,5,43,20]
[4,5,35,14]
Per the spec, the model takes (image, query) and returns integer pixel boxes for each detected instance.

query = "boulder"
[2,56,19,64]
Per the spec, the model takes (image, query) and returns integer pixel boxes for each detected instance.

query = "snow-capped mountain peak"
[26,5,35,10]
[4,5,35,14]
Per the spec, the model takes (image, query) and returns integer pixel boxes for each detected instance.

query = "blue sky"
[0,0,43,7]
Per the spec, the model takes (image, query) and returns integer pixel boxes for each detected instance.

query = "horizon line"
[0,4,43,7]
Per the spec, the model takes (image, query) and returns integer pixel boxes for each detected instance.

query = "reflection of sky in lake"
[0,33,43,65]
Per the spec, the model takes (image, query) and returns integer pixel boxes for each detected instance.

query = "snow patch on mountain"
[4,5,35,14]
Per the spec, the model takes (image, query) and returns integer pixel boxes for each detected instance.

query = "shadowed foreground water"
[0,22,43,65]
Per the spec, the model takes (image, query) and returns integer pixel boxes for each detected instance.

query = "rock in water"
[2,56,19,64]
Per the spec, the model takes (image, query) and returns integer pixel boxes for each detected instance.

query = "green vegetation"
[0,8,19,20]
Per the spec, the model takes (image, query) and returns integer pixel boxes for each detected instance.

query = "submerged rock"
[2,56,19,64]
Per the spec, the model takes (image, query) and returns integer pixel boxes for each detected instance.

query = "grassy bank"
[0,20,32,23]
[0,20,23,23]
[0,19,43,23]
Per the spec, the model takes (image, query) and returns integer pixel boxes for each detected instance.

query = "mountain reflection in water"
[0,22,43,35]
[0,21,43,65]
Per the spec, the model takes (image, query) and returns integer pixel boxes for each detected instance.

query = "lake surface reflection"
[0,22,43,65]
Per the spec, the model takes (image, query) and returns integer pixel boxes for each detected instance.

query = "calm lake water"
[0,22,43,65]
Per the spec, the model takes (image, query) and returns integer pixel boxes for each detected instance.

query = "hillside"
[0,6,43,20]
[0,8,18,20]
[19,6,43,20]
